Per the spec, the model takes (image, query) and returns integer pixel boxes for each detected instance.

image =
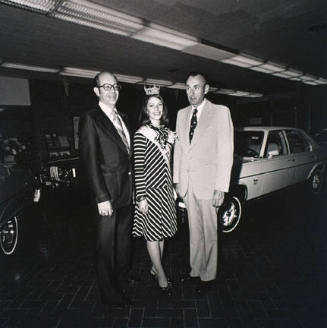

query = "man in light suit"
[79,72,133,307]
[173,72,234,293]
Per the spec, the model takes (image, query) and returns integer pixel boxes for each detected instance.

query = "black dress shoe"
[195,280,215,295]
[179,273,200,283]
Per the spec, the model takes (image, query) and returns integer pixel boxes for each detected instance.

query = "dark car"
[0,164,34,255]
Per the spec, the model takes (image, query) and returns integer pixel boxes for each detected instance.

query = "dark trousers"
[95,204,132,304]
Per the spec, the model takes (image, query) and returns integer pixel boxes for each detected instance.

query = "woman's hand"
[138,199,149,215]
[167,131,177,144]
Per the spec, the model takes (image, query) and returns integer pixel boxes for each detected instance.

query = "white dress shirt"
[99,101,131,147]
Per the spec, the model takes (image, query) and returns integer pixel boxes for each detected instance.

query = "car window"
[286,130,311,153]
[264,131,287,158]
[235,131,264,157]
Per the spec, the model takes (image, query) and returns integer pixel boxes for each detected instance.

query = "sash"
[137,126,171,165]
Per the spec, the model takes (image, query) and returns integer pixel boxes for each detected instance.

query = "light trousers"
[184,180,218,282]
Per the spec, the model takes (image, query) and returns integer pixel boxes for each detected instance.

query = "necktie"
[113,112,130,153]
[189,108,198,143]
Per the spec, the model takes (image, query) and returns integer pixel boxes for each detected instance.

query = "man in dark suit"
[79,72,133,307]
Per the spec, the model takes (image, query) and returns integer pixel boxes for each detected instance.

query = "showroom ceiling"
[0,0,326,97]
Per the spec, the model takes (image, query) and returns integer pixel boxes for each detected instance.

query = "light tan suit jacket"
[173,99,234,199]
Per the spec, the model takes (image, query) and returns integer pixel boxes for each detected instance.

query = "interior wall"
[1,76,326,167]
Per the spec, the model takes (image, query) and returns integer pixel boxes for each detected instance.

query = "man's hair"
[186,72,208,85]
[94,72,117,86]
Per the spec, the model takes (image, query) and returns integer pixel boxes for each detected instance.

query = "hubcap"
[222,201,237,226]
[0,217,18,255]
[312,173,320,190]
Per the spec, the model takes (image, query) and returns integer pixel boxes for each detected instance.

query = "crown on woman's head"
[144,85,160,95]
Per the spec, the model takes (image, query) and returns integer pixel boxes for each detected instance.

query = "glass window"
[235,131,264,157]
[264,131,287,158]
[286,130,311,153]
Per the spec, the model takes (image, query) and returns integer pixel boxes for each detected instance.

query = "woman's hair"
[139,94,169,126]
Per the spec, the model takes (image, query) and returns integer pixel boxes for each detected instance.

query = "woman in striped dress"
[133,94,177,295]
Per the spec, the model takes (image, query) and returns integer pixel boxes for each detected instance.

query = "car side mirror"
[267,149,279,159]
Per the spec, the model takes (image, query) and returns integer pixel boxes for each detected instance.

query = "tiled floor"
[0,184,326,328]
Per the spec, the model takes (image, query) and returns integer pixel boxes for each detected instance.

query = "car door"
[285,129,316,184]
[261,130,294,195]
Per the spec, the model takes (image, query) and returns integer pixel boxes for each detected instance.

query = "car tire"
[308,169,324,195]
[0,216,19,255]
[218,195,242,233]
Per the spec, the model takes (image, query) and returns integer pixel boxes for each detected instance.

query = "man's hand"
[212,190,225,208]
[138,199,149,215]
[97,200,113,217]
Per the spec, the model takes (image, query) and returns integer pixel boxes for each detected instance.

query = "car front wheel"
[309,169,324,195]
[0,216,19,255]
[219,195,242,233]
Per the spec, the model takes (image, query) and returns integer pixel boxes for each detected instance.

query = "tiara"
[144,85,160,95]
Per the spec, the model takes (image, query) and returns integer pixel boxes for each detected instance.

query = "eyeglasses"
[97,83,122,91]
[186,85,205,92]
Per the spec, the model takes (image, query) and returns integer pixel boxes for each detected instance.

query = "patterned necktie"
[113,112,130,153]
[189,108,198,143]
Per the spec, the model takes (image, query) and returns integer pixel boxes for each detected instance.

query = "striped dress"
[132,125,177,241]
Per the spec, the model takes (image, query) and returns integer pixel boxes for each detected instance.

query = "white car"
[177,127,327,233]
[222,126,327,232]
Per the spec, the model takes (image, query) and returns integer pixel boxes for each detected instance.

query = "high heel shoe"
[159,283,172,296]
[150,269,172,284]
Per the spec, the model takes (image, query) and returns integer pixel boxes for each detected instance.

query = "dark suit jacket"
[79,106,133,209]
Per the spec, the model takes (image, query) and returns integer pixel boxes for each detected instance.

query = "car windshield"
[235,131,264,157]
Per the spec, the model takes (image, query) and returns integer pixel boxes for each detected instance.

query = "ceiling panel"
[0,0,326,96]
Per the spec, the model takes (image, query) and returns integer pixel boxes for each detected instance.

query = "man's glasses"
[97,83,122,91]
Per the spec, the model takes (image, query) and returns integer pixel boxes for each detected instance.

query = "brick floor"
[0,185,326,327]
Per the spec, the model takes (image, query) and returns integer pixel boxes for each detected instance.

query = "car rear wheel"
[309,169,324,195]
[219,195,242,233]
[0,216,19,255]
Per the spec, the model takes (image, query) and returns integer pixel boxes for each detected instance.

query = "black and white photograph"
[0,1,326,327]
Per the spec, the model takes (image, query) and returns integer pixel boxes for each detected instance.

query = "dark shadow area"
[0,181,326,328]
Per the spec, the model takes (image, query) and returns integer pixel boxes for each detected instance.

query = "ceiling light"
[314,77,327,85]
[273,69,302,78]
[303,80,319,85]
[132,23,199,50]
[221,54,263,68]
[250,61,285,73]
[299,74,316,81]
[289,77,302,81]
[141,78,173,87]
[250,66,276,74]
[182,43,234,61]
[0,0,57,13]
[246,93,263,98]
[52,0,144,36]
[215,88,234,95]
[168,83,186,90]
[228,90,251,97]
[59,67,99,78]
[115,74,143,84]
[1,62,59,73]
